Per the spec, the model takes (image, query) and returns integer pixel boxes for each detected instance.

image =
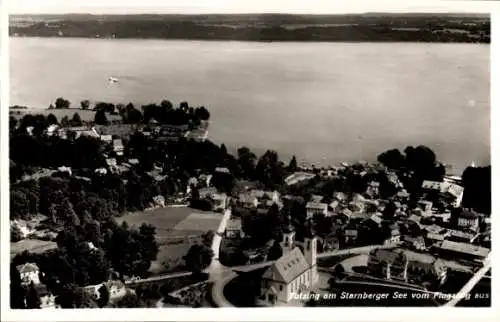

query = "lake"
[10,38,490,174]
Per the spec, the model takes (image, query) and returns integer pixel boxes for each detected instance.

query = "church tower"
[280,215,295,254]
[302,220,318,284]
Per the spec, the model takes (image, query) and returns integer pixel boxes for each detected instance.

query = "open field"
[10,239,58,258]
[116,207,222,274]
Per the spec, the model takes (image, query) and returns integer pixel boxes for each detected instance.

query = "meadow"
[116,206,221,274]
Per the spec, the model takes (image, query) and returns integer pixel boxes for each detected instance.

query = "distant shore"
[9,13,490,44]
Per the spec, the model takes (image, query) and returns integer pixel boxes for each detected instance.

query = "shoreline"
[9,35,490,45]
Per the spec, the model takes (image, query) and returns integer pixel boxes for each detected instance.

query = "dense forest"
[9,13,490,43]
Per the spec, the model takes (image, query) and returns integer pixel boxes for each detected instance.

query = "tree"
[113,291,145,308]
[288,155,298,172]
[183,244,214,273]
[56,284,98,308]
[377,149,405,170]
[55,97,70,109]
[11,225,24,242]
[267,240,283,261]
[10,263,26,309]
[47,113,58,125]
[25,281,41,309]
[9,116,18,131]
[71,112,83,126]
[80,100,90,110]
[94,109,109,125]
[97,284,110,308]
[201,230,215,247]
[61,116,70,127]
[383,201,397,221]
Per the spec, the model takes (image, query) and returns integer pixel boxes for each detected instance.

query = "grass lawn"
[11,239,57,258]
[116,207,222,274]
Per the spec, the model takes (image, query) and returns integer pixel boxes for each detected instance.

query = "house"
[225,219,244,239]
[57,166,72,176]
[337,208,353,222]
[365,214,383,227]
[72,126,100,139]
[34,284,58,309]
[152,195,166,208]
[211,192,229,212]
[128,158,139,166]
[329,200,340,212]
[384,226,401,245]
[402,235,426,251]
[284,172,316,186]
[436,240,489,264]
[199,187,228,211]
[87,242,98,252]
[113,139,124,156]
[421,180,464,207]
[310,195,324,203]
[238,193,259,209]
[456,210,480,233]
[214,167,231,175]
[16,263,41,285]
[426,232,448,245]
[85,280,127,301]
[395,189,410,202]
[366,181,380,197]
[407,214,422,225]
[367,248,447,284]
[45,124,60,136]
[333,192,348,203]
[418,201,433,214]
[100,135,113,143]
[249,190,281,204]
[306,202,328,219]
[259,225,317,305]
[446,229,478,243]
[344,227,359,246]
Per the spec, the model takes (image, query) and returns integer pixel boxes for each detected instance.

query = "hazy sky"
[8,0,493,14]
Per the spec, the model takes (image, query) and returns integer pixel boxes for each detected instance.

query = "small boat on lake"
[108,76,119,83]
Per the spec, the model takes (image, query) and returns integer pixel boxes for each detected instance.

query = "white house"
[225,219,244,239]
[305,202,328,219]
[422,180,464,207]
[84,280,127,301]
[456,210,481,233]
[16,263,41,286]
[259,226,318,305]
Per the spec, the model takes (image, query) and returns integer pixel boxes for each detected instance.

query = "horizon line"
[9,11,491,16]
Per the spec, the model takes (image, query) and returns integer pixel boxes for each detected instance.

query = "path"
[443,252,491,307]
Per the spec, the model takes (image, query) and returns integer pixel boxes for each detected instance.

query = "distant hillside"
[9,13,490,43]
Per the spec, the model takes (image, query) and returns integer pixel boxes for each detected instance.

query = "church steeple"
[280,214,295,254]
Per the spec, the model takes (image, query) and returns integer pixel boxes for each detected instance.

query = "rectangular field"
[11,239,58,258]
[116,206,222,274]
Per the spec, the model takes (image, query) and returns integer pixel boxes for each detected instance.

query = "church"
[258,220,318,305]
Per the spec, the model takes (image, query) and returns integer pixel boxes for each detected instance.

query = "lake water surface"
[10,38,490,174]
